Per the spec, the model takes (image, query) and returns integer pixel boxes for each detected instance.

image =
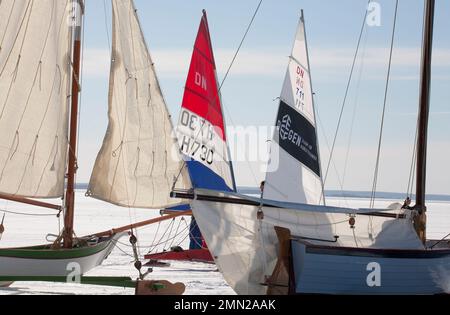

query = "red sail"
[181,11,226,141]
[177,10,236,192]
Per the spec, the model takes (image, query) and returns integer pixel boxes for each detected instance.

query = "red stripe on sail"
[181,11,226,141]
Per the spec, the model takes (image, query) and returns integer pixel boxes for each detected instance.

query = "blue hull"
[291,240,450,295]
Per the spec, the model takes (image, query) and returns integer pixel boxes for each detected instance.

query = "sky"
[77,0,450,195]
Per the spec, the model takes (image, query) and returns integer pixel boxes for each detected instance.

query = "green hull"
[0,234,123,277]
[0,238,110,260]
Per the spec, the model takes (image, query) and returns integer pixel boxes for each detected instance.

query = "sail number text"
[294,65,306,111]
[179,110,214,165]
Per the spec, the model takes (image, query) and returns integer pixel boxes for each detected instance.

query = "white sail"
[0,0,73,198]
[88,0,190,208]
[264,12,324,205]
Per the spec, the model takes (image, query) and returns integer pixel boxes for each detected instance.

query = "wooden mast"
[415,0,435,243]
[63,0,84,248]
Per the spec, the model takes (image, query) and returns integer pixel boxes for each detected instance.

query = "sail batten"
[88,0,190,209]
[0,0,73,199]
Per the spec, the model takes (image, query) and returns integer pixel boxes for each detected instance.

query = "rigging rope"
[148,220,161,250]
[369,0,399,208]
[168,216,183,249]
[322,0,371,190]
[164,215,176,250]
[219,0,264,188]
[0,209,56,217]
[148,218,175,252]
[406,118,419,198]
[342,28,369,188]
[172,217,191,248]
[103,0,111,52]
[219,0,263,90]
[314,98,348,204]
[112,221,190,252]
[112,223,193,261]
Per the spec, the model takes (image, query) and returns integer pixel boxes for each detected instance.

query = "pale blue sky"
[78,0,450,195]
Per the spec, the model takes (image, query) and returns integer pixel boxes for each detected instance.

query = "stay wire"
[342,27,369,188]
[103,0,111,53]
[314,97,348,204]
[0,209,56,217]
[219,0,263,91]
[323,0,371,187]
[406,118,419,198]
[369,0,399,208]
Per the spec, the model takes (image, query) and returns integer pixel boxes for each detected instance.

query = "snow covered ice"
[0,191,234,295]
[0,191,449,295]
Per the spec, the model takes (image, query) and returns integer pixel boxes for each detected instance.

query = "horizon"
[73,182,450,201]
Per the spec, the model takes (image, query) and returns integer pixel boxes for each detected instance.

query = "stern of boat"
[290,237,450,295]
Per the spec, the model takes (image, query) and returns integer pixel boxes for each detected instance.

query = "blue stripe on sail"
[186,160,234,192]
[183,160,234,250]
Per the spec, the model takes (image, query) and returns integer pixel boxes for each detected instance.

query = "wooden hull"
[144,249,214,263]
[291,239,450,295]
[0,234,123,277]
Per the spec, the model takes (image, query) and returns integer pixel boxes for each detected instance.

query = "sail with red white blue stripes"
[177,10,236,192]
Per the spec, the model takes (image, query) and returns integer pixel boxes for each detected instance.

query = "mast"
[415,0,435,243]
[63,0,84,248]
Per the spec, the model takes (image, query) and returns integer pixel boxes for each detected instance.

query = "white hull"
[0,234,123,277]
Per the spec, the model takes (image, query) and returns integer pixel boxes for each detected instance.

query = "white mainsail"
[264,13,324,205]
[0,0,73,198]
[88,0,190,208]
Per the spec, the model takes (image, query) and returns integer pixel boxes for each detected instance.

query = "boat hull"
[291,239,450,295]
[189,197,443,295]
[0,234,123,277]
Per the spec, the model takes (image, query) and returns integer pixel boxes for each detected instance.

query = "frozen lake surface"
[0,191,449,295]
